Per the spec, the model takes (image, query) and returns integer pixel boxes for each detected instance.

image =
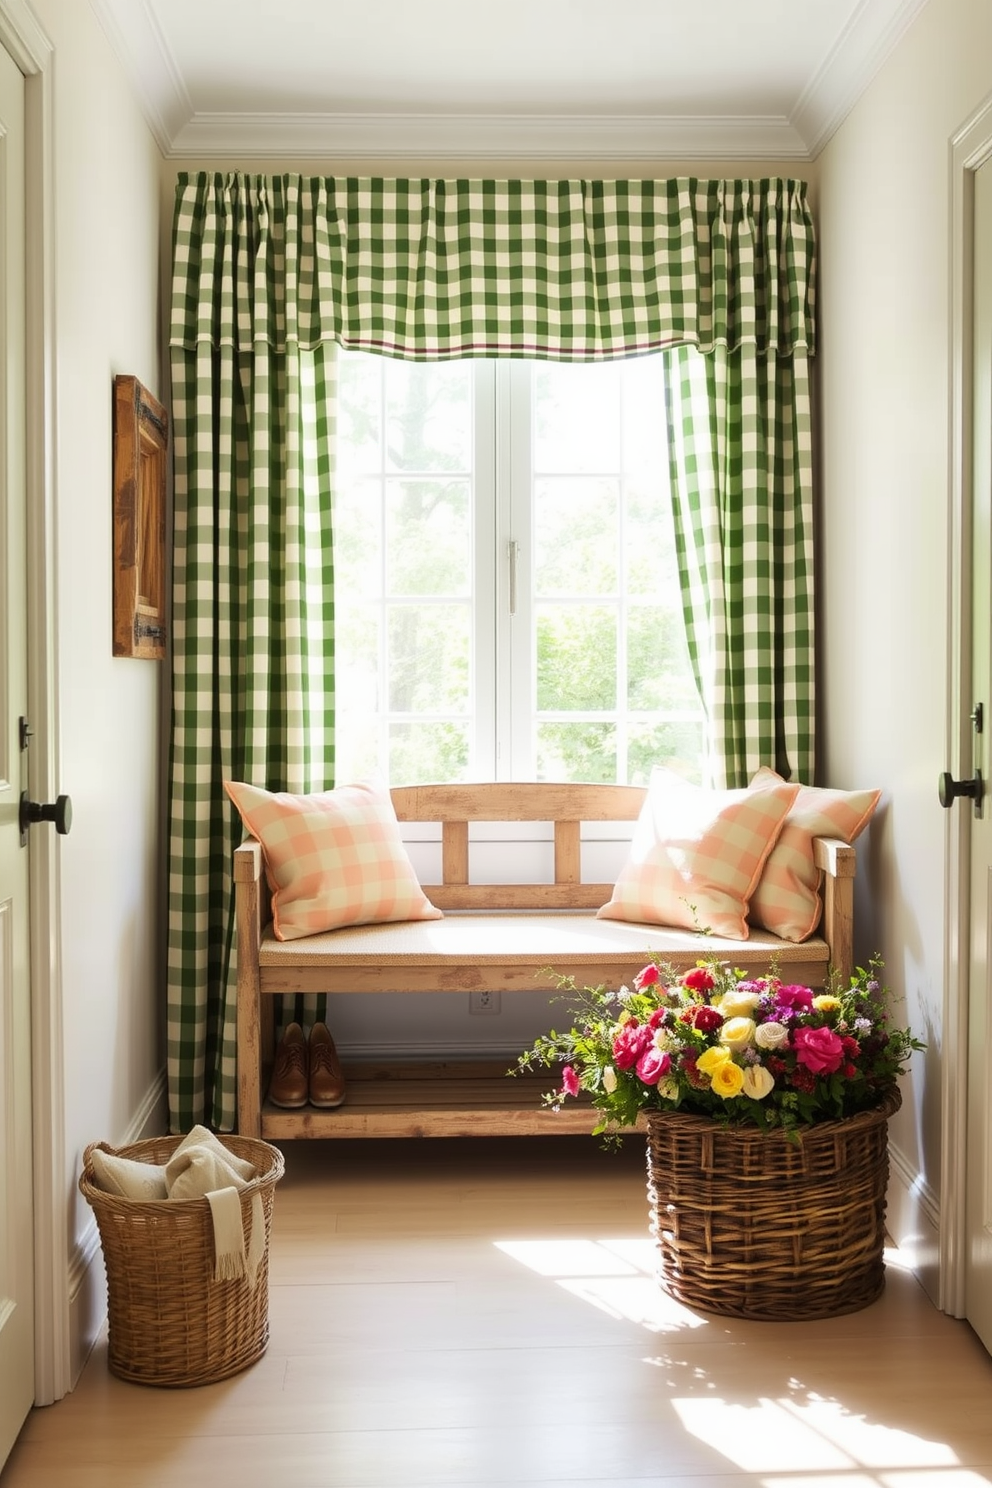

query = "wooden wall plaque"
[112,375,168,659]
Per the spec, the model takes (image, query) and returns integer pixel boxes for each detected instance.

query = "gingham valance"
[170,174,815,361]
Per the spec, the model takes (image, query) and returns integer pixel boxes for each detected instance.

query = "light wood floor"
[3,1136,992,1488]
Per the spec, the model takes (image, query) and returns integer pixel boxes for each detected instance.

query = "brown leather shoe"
[308,1022,346,1108]
[268,1022,308,1108]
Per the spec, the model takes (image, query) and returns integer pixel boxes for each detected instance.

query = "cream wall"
[817,0,992,1294]
[28,0,166,1371]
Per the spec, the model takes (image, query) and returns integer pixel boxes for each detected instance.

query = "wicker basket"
[79,1133,285,1387]
[645,1087,901,1320]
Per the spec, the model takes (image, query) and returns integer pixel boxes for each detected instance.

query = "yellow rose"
[710,1061,745,1098]
[719,990,761,1018]
[742,1064,775,1100]
[720,1016,757,1051]
[602,1065,617,1094]
[697,1045,731,1076]
[812,995,841,1014]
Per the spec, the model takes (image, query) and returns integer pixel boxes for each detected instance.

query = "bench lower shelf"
[255,1059,630,1139]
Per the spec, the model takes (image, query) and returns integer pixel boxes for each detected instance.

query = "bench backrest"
[390,781,646,911]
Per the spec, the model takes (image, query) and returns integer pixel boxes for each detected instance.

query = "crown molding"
[166,110,810,162]
[88,0,191,154]
[791,0,930,157]
[90,0,928,164]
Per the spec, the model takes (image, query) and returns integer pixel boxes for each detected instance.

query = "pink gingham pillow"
[747,767,881,942]
[597,768,799,940]
[224,777,442,941]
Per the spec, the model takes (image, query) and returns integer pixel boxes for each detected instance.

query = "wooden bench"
[235,782,855,1139]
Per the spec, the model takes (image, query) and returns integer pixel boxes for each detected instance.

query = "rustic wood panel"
[112,375,168,660]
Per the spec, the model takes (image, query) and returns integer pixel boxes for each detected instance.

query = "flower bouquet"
[515,956,924,1318]
[516,955,922,1143]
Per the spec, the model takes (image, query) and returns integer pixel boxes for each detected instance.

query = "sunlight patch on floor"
[494,1236,709,1332]
[777,1399,958,1468]
[770,1476,992,1488]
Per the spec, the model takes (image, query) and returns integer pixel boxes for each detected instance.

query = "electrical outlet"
[469,989,501,1015]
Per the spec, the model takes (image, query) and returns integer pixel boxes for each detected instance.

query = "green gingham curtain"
[168,172,815,1132]
[665,341,815,788]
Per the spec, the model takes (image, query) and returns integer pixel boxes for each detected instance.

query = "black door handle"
[19,791,72,842]
[938,770,983,810]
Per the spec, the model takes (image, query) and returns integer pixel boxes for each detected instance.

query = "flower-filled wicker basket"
[79,1133,285,1387]
[645,1086,901,1320]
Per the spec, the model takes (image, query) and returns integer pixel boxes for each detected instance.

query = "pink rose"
[561,1065,579,1098]
[634,964,661,991]
[613,1022,653,1070]
[636,1047,672,1084]
[793,1026,845,1074]
[775,985,815,1011]
[683,967,716,993]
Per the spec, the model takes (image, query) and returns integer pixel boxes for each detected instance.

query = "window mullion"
[504,362,533,780]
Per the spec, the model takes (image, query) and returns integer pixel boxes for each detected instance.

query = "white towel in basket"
[165,1133,265,1284]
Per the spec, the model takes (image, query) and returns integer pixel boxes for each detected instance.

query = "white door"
[0,37,32,1468]
[966,154,992,1353]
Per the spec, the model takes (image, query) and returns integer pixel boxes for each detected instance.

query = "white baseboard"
[886,1136,941,1306]
[67,1069,169,1387]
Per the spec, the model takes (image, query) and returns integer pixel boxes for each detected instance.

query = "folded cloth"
[168,1124,257,1183]
[88,1148,168,1199]
[165,1143,254,1202]
[165,1136,263,1284]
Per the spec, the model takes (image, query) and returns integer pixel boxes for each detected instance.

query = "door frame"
[0,0,67,1404]
[944,93,992,1318]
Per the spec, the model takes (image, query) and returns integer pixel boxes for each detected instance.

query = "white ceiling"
[89,0,928,162]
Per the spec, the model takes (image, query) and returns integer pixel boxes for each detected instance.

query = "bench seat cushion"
[258,911,830,978]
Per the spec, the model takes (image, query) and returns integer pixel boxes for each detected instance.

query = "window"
[331,351,703,786]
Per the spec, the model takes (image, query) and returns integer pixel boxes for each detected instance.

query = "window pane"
[627,721,705,786]
[534,361,621,472]
[337,353,383,476]
[389,722,470,786]
[625,479,681,597]
[333,478,382,596]
[537,723,616,783]
[334,599,381,783]
[388,604,470,712]
[536,605,617,711]
[621,357,667,475]
[534,478,618,596]
[386,479,470,596]
[385,360,472,473]
[627,606,700,712]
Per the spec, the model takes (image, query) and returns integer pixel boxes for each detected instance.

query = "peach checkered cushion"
[747,767,881,942]
[596,768,799,940]
[225,778,442,942]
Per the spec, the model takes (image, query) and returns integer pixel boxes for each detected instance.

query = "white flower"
[656,1075,680,1101]
[652,1029,679,1053]
[602,1065,617,1094]
[742,1064,776,1100]
[754,1020,789,1050]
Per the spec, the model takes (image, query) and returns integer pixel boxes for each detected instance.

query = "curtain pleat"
[167,336,335,1132]
[167,171,815,1132]
[663,341,815,788]
[170,174,815,361]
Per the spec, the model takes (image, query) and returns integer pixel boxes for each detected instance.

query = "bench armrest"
[812,836,855,989]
